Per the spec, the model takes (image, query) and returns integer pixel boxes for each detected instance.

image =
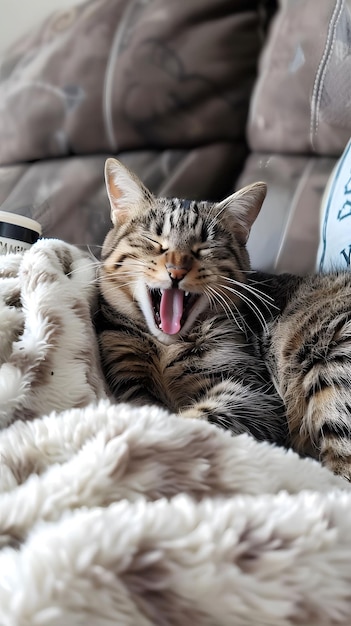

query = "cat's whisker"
[206,285,248,334]
[227,279,275,303]
[218,283,268,333]
[71,242,103,254]
[220,275,278,309]
[203,286,217,312]
[217,285,268,332]
[64,263,100,281]
[86,244,103,261]
[210,285,250,335]
[107,269,143,277]
[67,256,101,271]
[204,284,248,331]
[112,257,149,270]
[100,269,141,280]
[220,279,277,321]
[206,285,235,322]
[100,280,135,294]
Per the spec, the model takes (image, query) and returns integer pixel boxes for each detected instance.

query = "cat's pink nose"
[166,266,188,281]
[165,253,192,282]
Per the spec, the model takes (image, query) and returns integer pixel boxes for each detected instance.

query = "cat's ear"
[217,182,267,244]
[104,158,153,225]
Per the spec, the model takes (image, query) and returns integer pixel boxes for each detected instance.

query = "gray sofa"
[1,5,351,622]
[0,0,350,274]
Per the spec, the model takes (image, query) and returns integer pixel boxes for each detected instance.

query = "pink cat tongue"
[160,289,184,335]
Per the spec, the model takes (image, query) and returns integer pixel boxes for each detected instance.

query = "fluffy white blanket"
[0,239,350,626]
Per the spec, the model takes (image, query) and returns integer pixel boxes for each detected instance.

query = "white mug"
[0,211,42,255]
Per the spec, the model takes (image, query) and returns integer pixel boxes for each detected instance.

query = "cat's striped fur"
[258,270,351,480]
[95,158,287,447]
[96,158,351,481]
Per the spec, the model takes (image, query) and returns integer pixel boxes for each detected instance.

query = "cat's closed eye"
[191,246,210,259]
[143,235,169,254]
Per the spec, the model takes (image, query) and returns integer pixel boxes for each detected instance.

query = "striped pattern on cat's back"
[263,271,351,479]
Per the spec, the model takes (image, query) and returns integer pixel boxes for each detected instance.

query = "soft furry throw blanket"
[0,239,351,626]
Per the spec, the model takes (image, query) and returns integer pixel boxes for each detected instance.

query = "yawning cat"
[95,158,351,481]
[94,158,287,447]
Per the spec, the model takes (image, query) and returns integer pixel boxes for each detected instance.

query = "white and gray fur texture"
[0,238,106,427]
[0,398,349,626]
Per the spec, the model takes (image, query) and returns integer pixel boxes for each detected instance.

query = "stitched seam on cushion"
[310,0,344,151]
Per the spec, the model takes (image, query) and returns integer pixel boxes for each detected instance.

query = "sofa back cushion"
[0,0,261,165]
[248,0,351,157]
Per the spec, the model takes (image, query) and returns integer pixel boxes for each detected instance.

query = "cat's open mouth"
[149,288,199,335]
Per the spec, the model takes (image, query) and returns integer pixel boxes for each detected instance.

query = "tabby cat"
[259,270,351,480]
[95,158,287,448]
[95,158,351,480]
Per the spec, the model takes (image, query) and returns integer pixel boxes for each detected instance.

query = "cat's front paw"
[320,440,351,481]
